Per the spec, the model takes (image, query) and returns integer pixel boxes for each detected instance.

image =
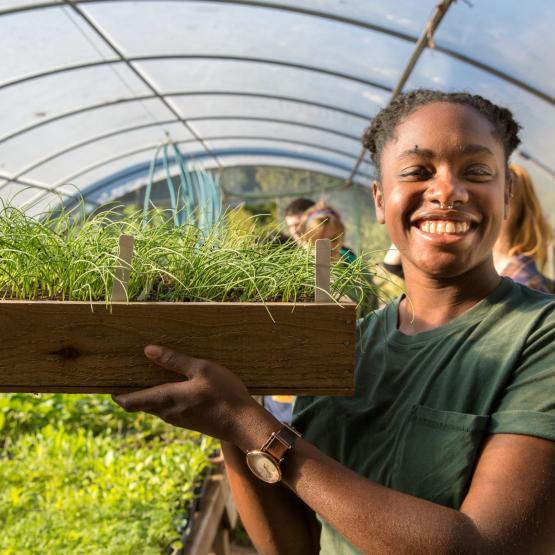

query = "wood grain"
[0,301,356,395]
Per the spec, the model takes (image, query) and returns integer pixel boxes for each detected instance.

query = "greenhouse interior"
[1,1,555,554]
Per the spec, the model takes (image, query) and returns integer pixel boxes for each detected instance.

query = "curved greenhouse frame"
[1,0,554,218]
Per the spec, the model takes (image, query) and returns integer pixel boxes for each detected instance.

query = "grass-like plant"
[0,202,380,309]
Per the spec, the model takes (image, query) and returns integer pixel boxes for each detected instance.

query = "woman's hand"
[112,345,277,451]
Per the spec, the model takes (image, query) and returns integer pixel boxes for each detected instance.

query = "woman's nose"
[425,168,469,206]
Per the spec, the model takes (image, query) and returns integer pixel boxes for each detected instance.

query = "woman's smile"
[410,208,480,245]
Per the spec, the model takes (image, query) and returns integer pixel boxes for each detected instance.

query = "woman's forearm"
[223,406,482,555]
[222,441,320,555]
[281,438,483,555]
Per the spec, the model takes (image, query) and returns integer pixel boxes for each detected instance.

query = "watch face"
[246,451,281,483]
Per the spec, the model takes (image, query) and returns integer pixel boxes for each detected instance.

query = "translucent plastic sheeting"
[435,0,555,101]
[0,98,178,182]
[1,5,114,83]
[0,0,554,214]
[248,0,437,36]
[189,119,361,156]
[82,1,414,87]
[168,94,370,141]
[135,59,389,119]
[408,49,555,173]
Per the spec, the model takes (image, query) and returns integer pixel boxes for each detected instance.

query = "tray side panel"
[0,302,356,395]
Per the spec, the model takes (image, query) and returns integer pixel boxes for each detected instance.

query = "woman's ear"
[372,181,386,224]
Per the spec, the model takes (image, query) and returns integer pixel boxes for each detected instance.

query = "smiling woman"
[114,90,555,555]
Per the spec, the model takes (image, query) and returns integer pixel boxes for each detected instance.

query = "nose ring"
[440,202,455,210]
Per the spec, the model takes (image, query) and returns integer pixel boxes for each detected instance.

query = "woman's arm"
[278,431,555,555]
[113,346,555,555]
[221,441,320,555]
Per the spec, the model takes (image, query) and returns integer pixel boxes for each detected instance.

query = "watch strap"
[261,423,301,462]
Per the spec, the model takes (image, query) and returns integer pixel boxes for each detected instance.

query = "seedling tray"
[0,300,356,395]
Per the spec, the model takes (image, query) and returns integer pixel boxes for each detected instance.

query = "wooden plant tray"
[0,300,356,395]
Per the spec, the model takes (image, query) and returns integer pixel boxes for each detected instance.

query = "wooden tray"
[0,301,356,395]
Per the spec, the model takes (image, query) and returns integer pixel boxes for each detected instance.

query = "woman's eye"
[464,166,493,179]
[399,167,431,179]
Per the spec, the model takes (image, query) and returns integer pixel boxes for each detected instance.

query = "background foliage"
[0,393,217,554]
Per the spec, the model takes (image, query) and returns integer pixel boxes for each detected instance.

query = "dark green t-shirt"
[292,278,555,555]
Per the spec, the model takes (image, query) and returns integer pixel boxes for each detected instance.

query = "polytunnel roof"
[1,0,554,216]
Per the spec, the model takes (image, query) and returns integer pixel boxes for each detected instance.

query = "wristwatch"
[246,423,301,484]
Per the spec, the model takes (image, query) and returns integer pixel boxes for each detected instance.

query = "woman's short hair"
[363,89,521,176]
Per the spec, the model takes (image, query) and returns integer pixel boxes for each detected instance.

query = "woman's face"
[303,220,343,257]
[373,102,509,280]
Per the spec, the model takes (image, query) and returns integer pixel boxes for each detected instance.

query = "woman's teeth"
[419,220,470,234]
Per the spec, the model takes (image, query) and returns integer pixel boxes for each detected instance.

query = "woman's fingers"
[112,380,187,413]
[144,345,206,379]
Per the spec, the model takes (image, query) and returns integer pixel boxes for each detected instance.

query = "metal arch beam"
[0,2,61,16]
[1,107,363,158]
[0,94,154,145]
[51,146,372,211]
[0,54,392,93]
[0,0,418,41]
[58,136,367,188]
[61,0,222,169]
[0,89,373,190]
[19,134,371,210]
[0,173,71,196]
[60,137,368,185]
[0,172,94,209]
[160,89,375,120]
[52,135,370,190]
[0,90,371,178]
[519,150,555,180]
[1,0,553,107]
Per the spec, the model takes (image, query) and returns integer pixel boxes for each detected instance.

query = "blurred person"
[266,202,359,424]
[297,201,357,263]
[493,164,554,293]
[265,198,315,424]
[284,197,315,244]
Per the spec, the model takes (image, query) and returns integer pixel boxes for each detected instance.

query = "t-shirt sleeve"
[488,307,555,441]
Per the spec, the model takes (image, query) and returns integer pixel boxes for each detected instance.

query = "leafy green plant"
[0,393,217,554]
